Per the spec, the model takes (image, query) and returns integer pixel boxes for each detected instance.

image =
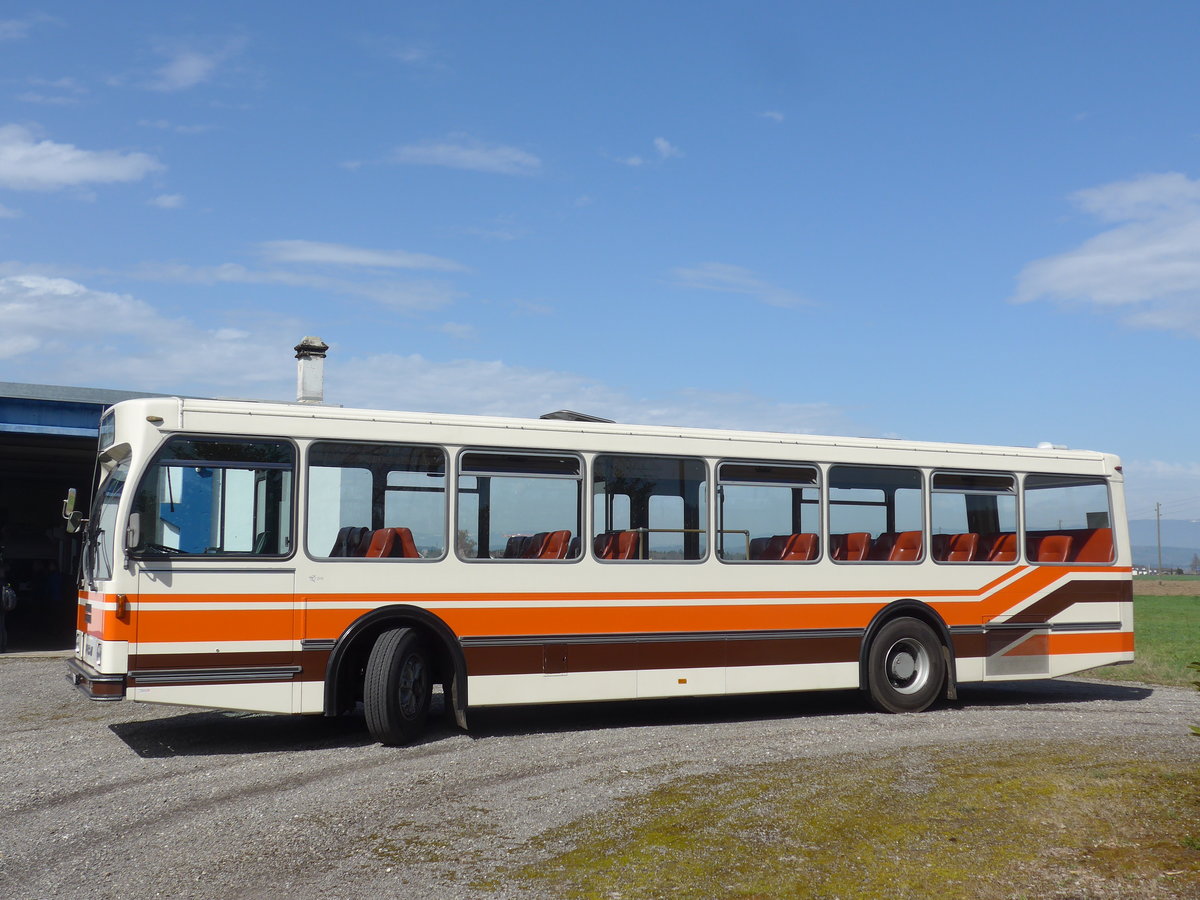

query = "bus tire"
[364,627,431,745]
[865,616,945,713]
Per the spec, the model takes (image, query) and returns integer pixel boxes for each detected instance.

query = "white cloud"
[18,76,87,105]
[0,124,163,191]
[0,272,297,395]
[150,193,185,209]
[132,261,462,312]
[1013,172,1200,337]
[390,137,541,176]
[672,262,809,308]
[0,271,859,436]
[654,137,682,159]
[258,240,465,272]
[148,36,247,92]
[613,138,682,168]
[437,322,477,340]
[329,353,854,434]
[0,14,55,41]
[0,203,20,218]
[760,110,785,123]
[138,119,212,135]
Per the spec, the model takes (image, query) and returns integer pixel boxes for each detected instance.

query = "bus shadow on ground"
[108,679,1156,757]
[463,677,1156,740]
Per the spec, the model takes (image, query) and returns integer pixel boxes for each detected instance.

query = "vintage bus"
[66,397,1133,745]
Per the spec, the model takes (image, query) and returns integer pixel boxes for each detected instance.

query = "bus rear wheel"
[365,627,432,745]
[866,617,945,713]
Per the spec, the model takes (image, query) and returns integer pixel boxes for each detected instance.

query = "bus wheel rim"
[885,638,930,695]
[398,655,427,718]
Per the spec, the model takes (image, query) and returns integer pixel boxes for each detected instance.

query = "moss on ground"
[490,740,1199,899]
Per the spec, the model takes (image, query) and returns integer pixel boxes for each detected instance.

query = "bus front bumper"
[66,657,126,701]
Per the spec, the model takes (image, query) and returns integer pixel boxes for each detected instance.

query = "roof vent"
[295,336,329,404]
[540,409,615,424]
[1036,441,1069,450]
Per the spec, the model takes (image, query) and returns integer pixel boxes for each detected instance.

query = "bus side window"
[307,442,446,560]
[828,465,924,563]
[129,438,295,558]
[593,455,707,561]
[930,472,1016,564]
[1023,475,1114,565]
[716,462,819,562]
[456,452,581,561]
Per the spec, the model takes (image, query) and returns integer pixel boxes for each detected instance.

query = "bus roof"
[103,395,1120,472]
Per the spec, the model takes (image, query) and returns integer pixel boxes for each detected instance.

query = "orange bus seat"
[1074,527,1113,563]
[1035,534,1072,563]
[833,532,871,561]
[364,527,421,558]
[538,530,572,559]
[984,533,1017,562]
[363,528,396,558]
[890,530,923,561]
[595,531,639,560]
[778,532,818,561]
[944,532,979,562]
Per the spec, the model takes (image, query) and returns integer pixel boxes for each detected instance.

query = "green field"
[1088,595,1200,687]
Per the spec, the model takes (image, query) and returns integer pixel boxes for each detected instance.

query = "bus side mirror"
[62,488,85,534]
[125,513,141,551]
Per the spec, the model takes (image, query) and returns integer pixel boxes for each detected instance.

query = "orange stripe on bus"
[135,608,293,643]
[1047,631,1134,655]
[126,565,1131,643]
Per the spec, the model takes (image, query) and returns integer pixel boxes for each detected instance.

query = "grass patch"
[494,741,1199,899]
[1087,596,1200,687]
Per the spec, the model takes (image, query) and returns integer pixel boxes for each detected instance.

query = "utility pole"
[1156,502,1162,574]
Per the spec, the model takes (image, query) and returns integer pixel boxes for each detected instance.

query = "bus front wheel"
[365,627,432,745]
[865,617,945,713]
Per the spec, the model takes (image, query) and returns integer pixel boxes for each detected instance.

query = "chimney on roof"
[294,336,329,404]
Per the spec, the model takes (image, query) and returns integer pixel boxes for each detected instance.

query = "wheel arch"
[858,599,958,701]
[323,605,468,728]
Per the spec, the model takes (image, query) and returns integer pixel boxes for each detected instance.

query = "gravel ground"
[0,654,1195,899]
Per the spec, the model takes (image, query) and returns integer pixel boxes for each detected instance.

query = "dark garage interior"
[0,382,155,651]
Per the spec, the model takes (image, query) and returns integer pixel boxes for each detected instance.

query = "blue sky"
[2,2,1199,521]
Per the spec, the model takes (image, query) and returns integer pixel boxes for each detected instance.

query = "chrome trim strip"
[129,665,303,685]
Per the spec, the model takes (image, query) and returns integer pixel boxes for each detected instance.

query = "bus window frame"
[929,469,1019,566]
[827,463,926,565]
[1020,472,1116,567]
[715,458,822,564]
[127,433,300,562]
[304,438,449,563]
[454,447,584,564]
[590,452,711,564]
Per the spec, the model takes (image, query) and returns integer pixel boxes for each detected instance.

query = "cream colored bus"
[67,397,1133,745]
